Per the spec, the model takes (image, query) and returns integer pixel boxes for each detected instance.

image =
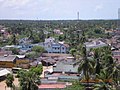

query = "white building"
[45,37,55,43]
[40,37,69,53]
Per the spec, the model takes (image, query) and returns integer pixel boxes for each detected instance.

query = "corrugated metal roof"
[0,69,11,77]
[0,55,16,62]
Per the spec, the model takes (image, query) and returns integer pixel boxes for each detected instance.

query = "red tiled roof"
[38,84,66,89]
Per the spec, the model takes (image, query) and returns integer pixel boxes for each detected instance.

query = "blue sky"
[0,0,119,20]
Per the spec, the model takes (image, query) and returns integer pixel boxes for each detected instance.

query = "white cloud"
[0,0,31,8]
[94,4,103,11]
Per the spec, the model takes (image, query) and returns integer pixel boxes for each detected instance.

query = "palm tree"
[6,73,14,90]
[93,68,114,90]
[91,48,102,75]
[80,30,86,44]
[78,45,94,89]
[109,59,120,89]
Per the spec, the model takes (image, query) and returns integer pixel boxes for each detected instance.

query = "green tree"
[91,48,102,75]
[10,47,19,55]
[26,51,39,59]
[70,48,77,57]
[93,68,114,90]
[18,65,43,90]
[32,46,45,54]
[64,81,85,90]
[80,31,86,44]
[6,73,14,90]
[10,34,18,45]
[78,45,94,89]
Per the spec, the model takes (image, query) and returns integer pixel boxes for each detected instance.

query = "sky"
[0,0,120,20]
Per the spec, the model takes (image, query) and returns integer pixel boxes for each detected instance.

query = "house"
[4,44,33,53]
[0,69,11,77]
[53,59,79,74]
[43,37,69,53]
[85,40,108,51]
[45,37,55,43]
[112,50,120,56]
[45,72,80,82]
[19,44,33,52]
[19,38,32,44]
[15,55,30,66]
[0,55,30,68]
[7,37,69,54]
[37,53,72,66]
[0,69,11,81]
[112,50,120,64]
[41,57,56,66]
[53,29,63,35]
[0,55,16,68]
[0,50,12,56]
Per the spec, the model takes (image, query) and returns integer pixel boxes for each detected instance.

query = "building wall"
[0,61,15,68]
[0,58,29,68]
[15,59,30,65]
[112,51,120,56]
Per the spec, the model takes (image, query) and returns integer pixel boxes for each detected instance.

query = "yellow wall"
[16,59,29,65]
[0,59,30,68]
[14,59,30,67]
[0,61,14,68]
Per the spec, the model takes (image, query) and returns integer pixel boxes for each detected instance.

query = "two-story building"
[43,37,69,53]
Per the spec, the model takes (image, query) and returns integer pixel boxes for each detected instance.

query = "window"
[62,47,64,50]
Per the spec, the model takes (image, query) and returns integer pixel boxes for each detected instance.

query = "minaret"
[77,12,79,20]
[118,8,120,19]
[118,8,120,30]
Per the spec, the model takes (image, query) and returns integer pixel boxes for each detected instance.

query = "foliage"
[9,47,19,55]
[93,68,115,90]
[63,81,85,90]
[18,65,43,90]
[26,51,39,59]
[6,73,14,88]
[32,46,45,53]
[9,34,18,45]
[0,20,118,47]
[78,45,94,83]
[29,64,43,75]
[70,48,77,57]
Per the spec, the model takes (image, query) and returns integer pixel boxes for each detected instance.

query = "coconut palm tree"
[80,30,86,44]
[91,48,102,75]
[6,73,14,90]
[93,68,115,90]
[78,45,94,89]
[109,59,120,89]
